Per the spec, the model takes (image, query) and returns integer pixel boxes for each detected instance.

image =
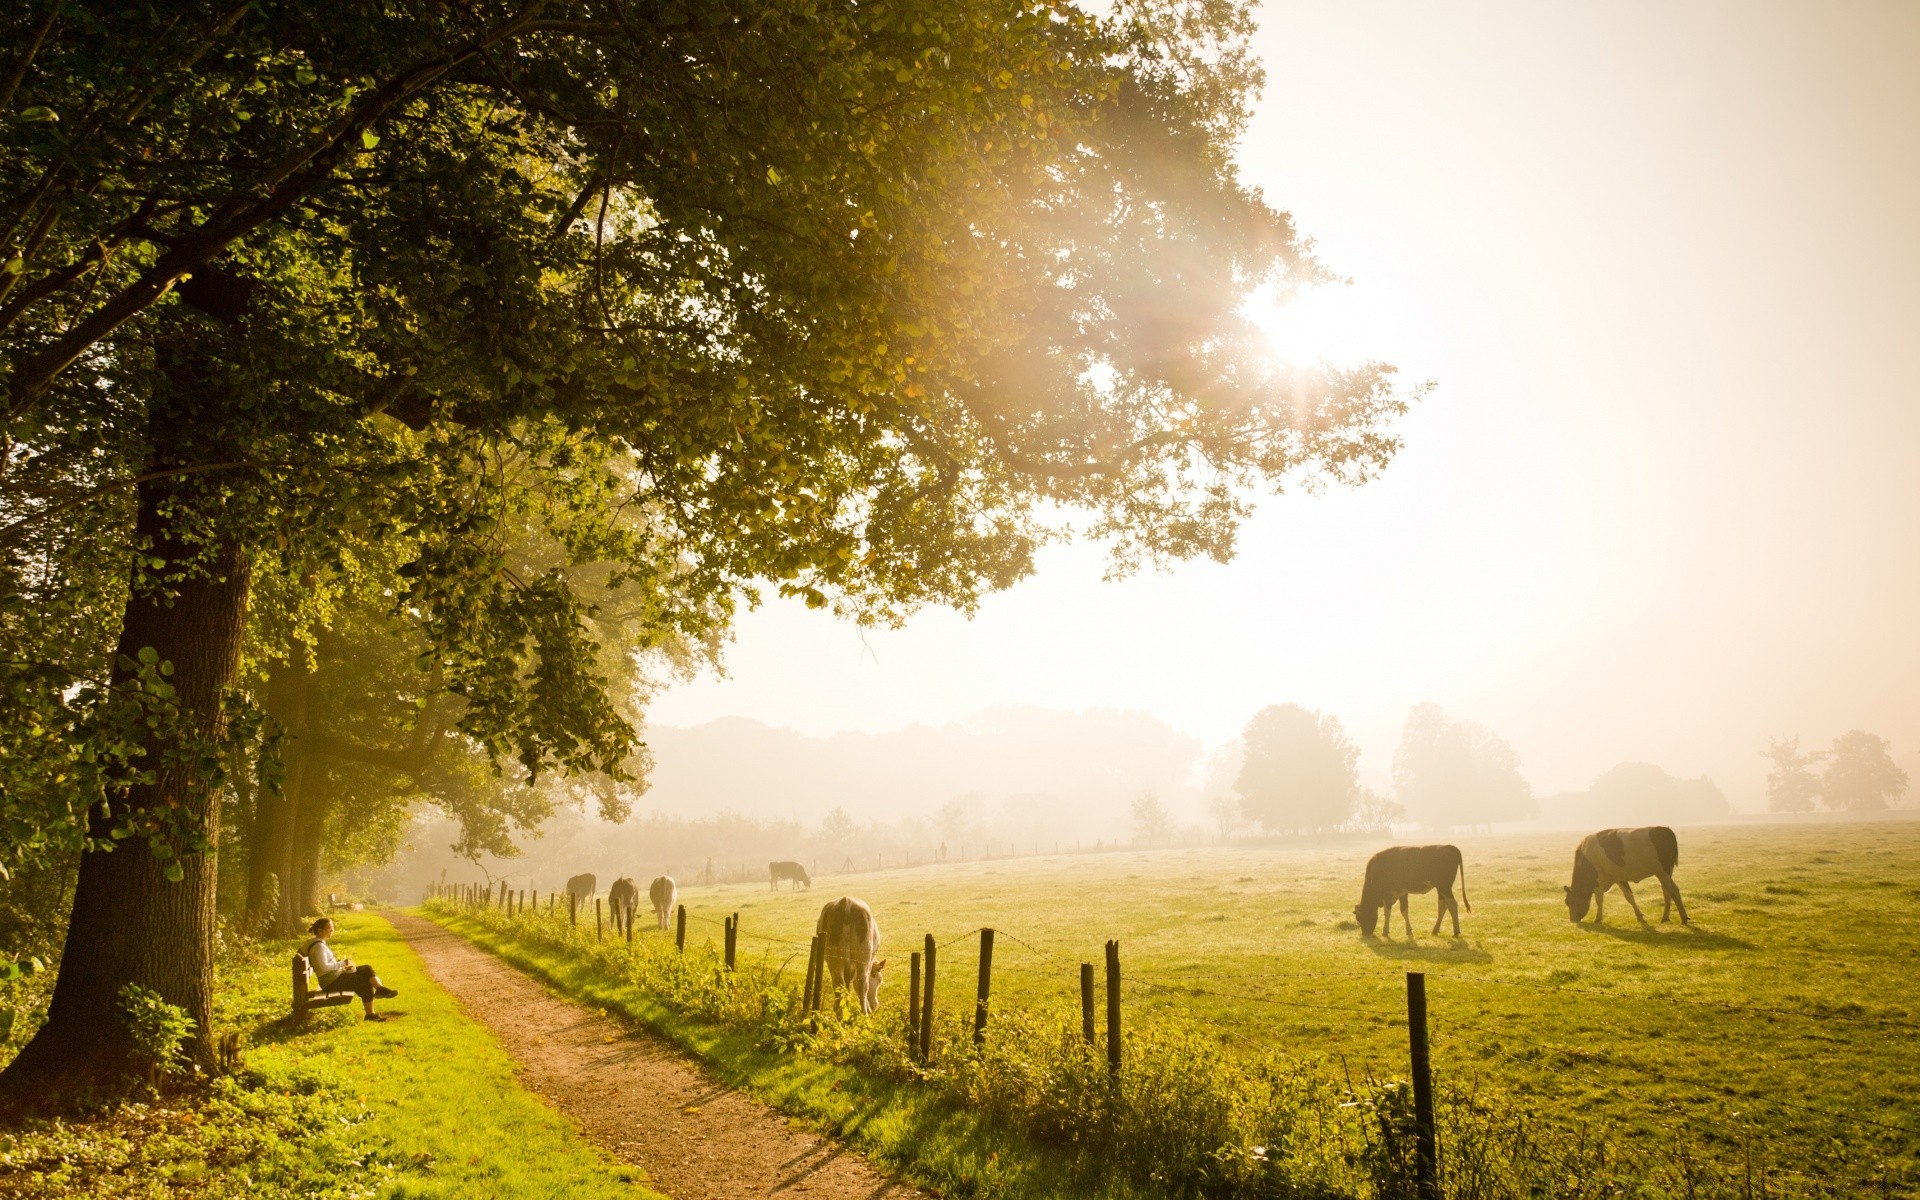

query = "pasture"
[659,819,1920,1187]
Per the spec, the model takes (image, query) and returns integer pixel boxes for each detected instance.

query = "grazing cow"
[608,877,639,931]
[565,873,596,907]
[816,896,886,1013]
[769,860,812,891]
[648,875,677,932]
[1353,845,1472,939]
[1565,827,1688,925]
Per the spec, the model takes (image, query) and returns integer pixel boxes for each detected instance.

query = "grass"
[0,912,658,1199]
[436,818,1920,1198]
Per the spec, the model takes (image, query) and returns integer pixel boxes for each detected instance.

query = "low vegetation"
[425,821,1920,1198]
[0,914,653,1199]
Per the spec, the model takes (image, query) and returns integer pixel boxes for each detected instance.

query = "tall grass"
[425,899,1905,1199]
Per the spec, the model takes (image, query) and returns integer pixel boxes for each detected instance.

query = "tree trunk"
[292,780,328,919]
[246,658,313,936]
[0,485,250,1102]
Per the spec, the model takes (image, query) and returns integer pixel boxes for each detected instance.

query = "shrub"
[118,982,197,1087]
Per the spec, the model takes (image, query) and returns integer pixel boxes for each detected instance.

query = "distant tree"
[1132,791,1171,845]
[1234,704,1359,834]
[1762,736,1823,813]
[1208,794,1241,841]
[1586,763,1729,824]
[1821,731,1908,812]
[819,807,859,846]
[1346,787,1406,836]
[1391,703,1533,830]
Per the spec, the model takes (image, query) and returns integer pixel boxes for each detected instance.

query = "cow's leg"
[1657,872,1690,925]
[1617,880,1649,925]
[1593,888,1604,923]
[1398,895,1413,939]
[1436,887,1461,937]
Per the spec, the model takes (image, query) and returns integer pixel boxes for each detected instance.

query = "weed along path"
[386,910,926,1200]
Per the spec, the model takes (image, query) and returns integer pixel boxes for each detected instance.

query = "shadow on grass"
[1577,922,1753,951]
[1363,938,1493,965]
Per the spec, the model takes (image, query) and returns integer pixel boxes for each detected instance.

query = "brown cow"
[816,896,886,1013]
[608,877,639,931]
[770,860,812,890]
[1565,826,1688,925]
[1353,845,1471,939]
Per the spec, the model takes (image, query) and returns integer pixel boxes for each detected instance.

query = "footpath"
[387,911,925,1200]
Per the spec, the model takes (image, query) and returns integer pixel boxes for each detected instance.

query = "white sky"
[650,1,1920,807]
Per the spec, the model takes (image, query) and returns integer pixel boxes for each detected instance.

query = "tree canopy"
[0,0,1415,1097]
[1234,703,1359,834]
[1391,702,1533,830]
[1820,731,1907,813]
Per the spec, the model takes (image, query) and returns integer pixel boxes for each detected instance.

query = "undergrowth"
[426,899,1907,1199]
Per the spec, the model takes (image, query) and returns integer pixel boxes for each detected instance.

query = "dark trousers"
[327,964,376,1000]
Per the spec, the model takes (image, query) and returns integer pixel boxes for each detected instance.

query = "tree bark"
[0,484,250,1102]
[292,778,328,919]
[246,657,313,936]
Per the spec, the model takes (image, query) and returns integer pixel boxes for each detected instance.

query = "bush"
[118,983,197,1087]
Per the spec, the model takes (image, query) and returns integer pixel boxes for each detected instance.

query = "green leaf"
[360,128,380,150]
[18,106,58,123]
[164,861,185,883]
[137,647,159,665]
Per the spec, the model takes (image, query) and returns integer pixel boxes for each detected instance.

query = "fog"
[373,2,1919,896]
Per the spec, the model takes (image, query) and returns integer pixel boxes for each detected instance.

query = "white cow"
[816,896,886,1014]
[1565,826,1690,926]
[649,875,677,932]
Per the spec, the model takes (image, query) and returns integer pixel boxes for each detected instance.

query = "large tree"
[0,0,1411,1099]
[1820,731,1907,813]
[1391,702,1533,830]
[1234,703,1360,834]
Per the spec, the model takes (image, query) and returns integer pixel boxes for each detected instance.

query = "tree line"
[0,0,1414,1103]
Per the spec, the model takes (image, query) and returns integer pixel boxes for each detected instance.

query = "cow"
[816,896,886,1014]
[1565,826,1688,926]
[564,873,596,917]
[770,860,812,891]
[607,877,639,932]
[648,875,677,932]
[1353,845,1472,939]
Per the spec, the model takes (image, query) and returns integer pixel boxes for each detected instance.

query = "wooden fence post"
[595,897,603,940]
[1105,939,1121,1077]
[909,951,922,1051]
[804,935,822,1013]
[919,934,936,1062]
[724,913,737,969]
[531,888,538,915]
[973,928,994,1047]
[1081,963,1096,1045]
[808,935,825,1011]
[676,904,686,951]
[625,899,634,944]
[570,891,577,926]
[1407,971,1438,1197]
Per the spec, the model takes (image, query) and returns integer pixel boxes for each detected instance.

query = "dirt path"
[386,911,927,1200]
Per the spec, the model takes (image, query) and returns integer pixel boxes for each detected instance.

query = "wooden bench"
[291,952,356,1022]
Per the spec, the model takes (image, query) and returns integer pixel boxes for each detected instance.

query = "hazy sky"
[650,2,1920,807]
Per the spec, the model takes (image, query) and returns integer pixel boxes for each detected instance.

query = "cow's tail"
[1455,846,1472,913]
[1650,826,1679,875]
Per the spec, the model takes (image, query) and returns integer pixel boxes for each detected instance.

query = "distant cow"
[770,860,812,890]
[565,873,596,906]
[648,875,677,932]
[608,877,639,931]
[1354,845,1472,939]
[1565,827,1689,926]
[816,896,886,1013]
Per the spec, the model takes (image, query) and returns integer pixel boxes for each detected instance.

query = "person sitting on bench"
[305,917,398,1020]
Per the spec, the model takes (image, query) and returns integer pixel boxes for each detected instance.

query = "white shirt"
[306,938,347,986]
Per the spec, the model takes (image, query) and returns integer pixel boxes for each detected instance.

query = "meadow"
[488,818,1920,1195]
[0,913,654,1199]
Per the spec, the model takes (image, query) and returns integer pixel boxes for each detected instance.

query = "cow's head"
[864,959,887,1013]
[1565,849,1597,921]
[1353,902,1378,938]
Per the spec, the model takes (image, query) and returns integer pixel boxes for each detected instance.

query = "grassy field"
[545,818,1920,1191]
[0,912,657,1199]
